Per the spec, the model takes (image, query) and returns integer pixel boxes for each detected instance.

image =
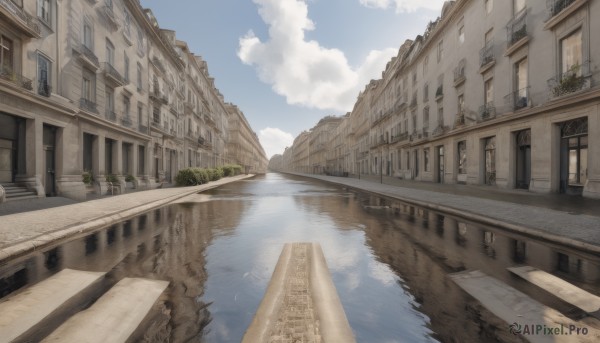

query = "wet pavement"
[0,175,254,261]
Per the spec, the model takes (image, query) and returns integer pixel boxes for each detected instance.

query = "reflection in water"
[0,173,599,342]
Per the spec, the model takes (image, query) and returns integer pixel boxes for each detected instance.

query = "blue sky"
[140,0,446,158]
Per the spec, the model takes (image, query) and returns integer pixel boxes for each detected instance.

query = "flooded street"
[1,173,599,342]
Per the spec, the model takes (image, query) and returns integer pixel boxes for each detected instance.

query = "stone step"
[6,189,36,198]
[42,277,169,343]
[2,188,24,193]
[6,194,39,201]
[508,266,600,317]
[450,270,600,343]
[0,269,106,343]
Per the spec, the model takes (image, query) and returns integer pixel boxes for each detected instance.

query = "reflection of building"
[273,0,600,198]
[0,0,266,201]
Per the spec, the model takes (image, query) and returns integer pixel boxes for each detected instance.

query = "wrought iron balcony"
[547,61,591,98]
[454,112,466,128]
[79,44,100,69]
[0,0,41,38]
[105,109,117,122]
[38,80,51,97]
[453,59,466,86]
[79,98,99,114]
[102,4,119,30]
[0,65,33,90]
[138,124,148,134]
[507,11,528,47]
[152,56,166,74]
[547,0,577,17]
[504,87,530,111]
[102,62,125,86]
[479,43,495,67]
[432,122,448,137]
[478,102,496,121]
[121,116,132,127]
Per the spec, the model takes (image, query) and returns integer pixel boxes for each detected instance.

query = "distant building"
[274,0,600,199]
[0,0,266,201]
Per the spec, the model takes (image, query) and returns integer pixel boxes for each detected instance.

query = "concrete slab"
[0,269,105,343]
[41,277,169,343]
[243,242,355,343]
[450,270,600,343]
[509,266,600,315]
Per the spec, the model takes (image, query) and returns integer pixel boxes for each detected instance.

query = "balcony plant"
[125,174,136,182]
[553,63,584,96]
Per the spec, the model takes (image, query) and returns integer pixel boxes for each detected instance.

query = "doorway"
[43,125,56,196]
[484,137,496,185]
[560,118,588,195]
[515,129,531,189]
[436,145,444,183]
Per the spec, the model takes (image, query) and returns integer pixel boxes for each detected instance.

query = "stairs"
[0,269,169,343]
[1,183,39,201]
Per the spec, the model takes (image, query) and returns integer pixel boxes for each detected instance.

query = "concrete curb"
[0,175,254,265]
[285,173,600,255]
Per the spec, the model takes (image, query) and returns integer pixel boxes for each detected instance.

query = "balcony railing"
[507,11,528,47]
[105,109,117,122]
[79,98,98,114]
[0,65,33,90]
[504,87,530,111]
[478,102,496,121]
[138,124,148,134]
[547,0,576,18]
[454,111,466,128]
[479,43,495,67]
[121,116,132,127]
[453,59,466,86]
[0,0,41,38]
[102,62,125,86]
[80,44,100,68]
[152,56,166,74]
[547,61,592,98]
[102,4,119,30]
[432,122,448,137]
[38,80,51,97]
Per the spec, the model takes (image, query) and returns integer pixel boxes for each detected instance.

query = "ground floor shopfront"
[353,98,600,199]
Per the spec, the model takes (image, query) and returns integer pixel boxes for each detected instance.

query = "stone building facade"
[0,0,266,201]
[274,0,600,199]
[225,103,267,174]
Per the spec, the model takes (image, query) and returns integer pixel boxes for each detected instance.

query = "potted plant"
[82,171,94,185]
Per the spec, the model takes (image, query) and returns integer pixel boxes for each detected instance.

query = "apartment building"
[226,103,268,173]
[0,0,266,201]
[275,0,599,198]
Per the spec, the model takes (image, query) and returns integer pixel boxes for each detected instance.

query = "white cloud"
[360,0,445,13]
[259,127,294,158]
[238,0,397,112]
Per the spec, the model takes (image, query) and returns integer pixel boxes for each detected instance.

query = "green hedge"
[175,166,238,186]
[222,164,243,176]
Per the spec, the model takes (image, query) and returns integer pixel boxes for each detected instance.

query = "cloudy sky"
[140,0,446,158]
